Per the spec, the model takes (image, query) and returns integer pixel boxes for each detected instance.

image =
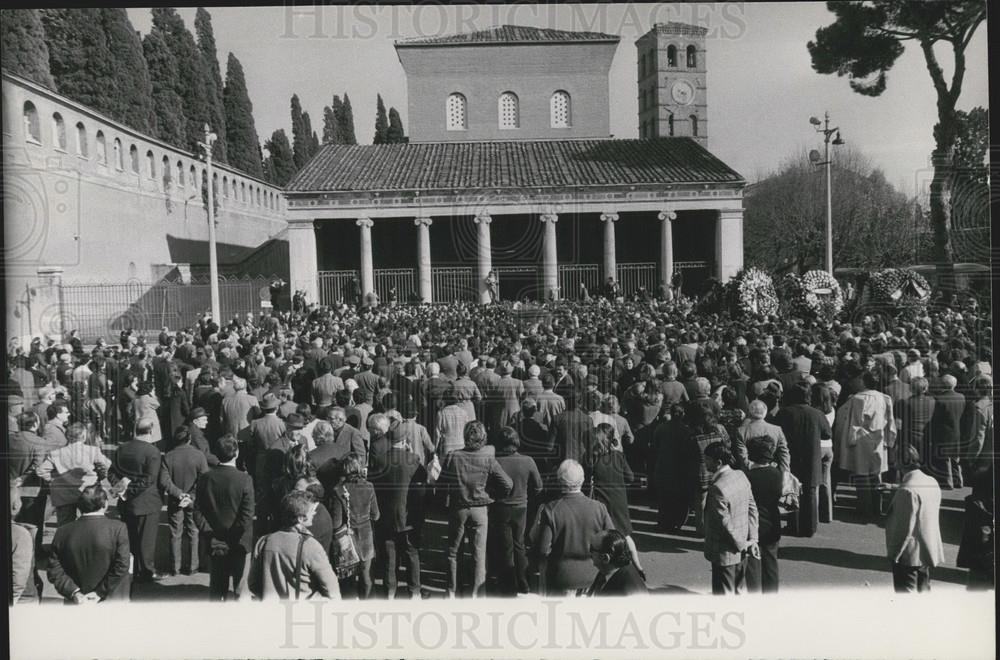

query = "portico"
[285,138,745,304]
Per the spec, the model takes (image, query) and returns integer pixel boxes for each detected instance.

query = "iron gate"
[317,270,359,305]
[616,262,658,296]
[374,269,416,302]
[559,264,602,299]
[432,267,476,303]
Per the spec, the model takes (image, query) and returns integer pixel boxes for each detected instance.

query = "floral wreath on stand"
[727,267,778,318]
[867,268,931,318]
[799,270,844,319]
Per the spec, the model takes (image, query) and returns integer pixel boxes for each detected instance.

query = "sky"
[127,3,990,194]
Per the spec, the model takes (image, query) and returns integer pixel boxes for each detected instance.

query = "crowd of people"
[5,287,995,603]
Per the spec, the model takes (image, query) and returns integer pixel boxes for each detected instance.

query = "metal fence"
[559,264,602,299]
[374,268,416,302]
[616,262,658,296]
[59,276,274,341]
[317,270,359,305]
[432,267,477,303]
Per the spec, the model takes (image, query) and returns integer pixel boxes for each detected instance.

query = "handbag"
[426,454,442,484]
[330,487,361,578]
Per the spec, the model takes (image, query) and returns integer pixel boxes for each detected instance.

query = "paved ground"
[32,481,974,601]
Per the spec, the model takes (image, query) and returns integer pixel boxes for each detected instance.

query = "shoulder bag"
[330,486,361,578]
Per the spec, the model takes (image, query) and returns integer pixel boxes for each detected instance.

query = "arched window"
[668,113,675,137]
[190,165,197,188]
[241,181,247,203]
[690,114,699,137]
[667,45,677,68]
[52,113,67,150]
[223,176,229,199]
[23,101,40,142]
[146,150,156,179]
[446,93,467,131]
[687,45,697,68]
[75,122,88,157]
[648,49,656,75]
[498,92,519,129]
[550,91,571,128]
[257,187,262,206]
[114,138,124,169]
[176,161,185,188]
[95,131,107,164]
[162,155,170,185]
[129,145,139,173]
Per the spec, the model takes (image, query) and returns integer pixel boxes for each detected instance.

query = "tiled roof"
[286,138,744,193]
[395,24,620,46]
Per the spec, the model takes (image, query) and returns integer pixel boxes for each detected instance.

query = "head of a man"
[328,407,347,430]
[747,399,768,421]
[703,441,734,473]
[135,419,155,441]
[215,434,239,464]
[556,459,585,493]
[590,529,632,572]
[77,484,109,515]
[279,490,317,530]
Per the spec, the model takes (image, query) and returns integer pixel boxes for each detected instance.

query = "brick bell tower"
[635,22,708,147]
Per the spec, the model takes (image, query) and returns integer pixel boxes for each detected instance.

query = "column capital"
[414,216,433,227]
[600,212,620,223]
[356,216,374,228]
[539,213,558,224]
[473,213,492,225]
[657,210,678,222]
[718,208,744,221]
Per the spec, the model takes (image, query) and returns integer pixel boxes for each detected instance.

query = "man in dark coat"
[930,374,967,489]
[549,395,594,473]
[894,377,935,476]
[188,407,219,466]
[195,434,255,601]
[774,382,832,537]
[160,427,209,575]
[111,420,164,582]
[370,433,427,599]
[47,484,131,603]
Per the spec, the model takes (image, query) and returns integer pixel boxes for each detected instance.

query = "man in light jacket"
[885,446,946,592]
[703,441,759,595]
[248,490,340,600]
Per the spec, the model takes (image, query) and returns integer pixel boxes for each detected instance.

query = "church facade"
[286,22,745,304]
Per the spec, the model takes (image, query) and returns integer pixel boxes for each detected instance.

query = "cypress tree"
[223,52,263,177]
[290,94,308,169]
[151,8,211,154]
[340,92,357,145]
[302,112,317,158]
[387,107,406,143]
[322,104,337,144]
[263,129,296,186]
[373,93,389,145]
[102,8,156,135]
[142,30,186,147]
[41,9,118,116]
[1,9,56,89]
[195,7,228,163]
[310,130,320,157]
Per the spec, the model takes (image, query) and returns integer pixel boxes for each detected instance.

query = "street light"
[809,111,844,275]
[197,124,220,324]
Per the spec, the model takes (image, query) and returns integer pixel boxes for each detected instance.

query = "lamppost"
[198,124,220,323]
[809,112,844,275]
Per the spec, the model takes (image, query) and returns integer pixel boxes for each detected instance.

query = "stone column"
[357,216,375,297]
[414,216,433,303]
[287,221,319,303]
[658,209,676,299]
[716,208,744,280]
[600,212,619,281]
[474,212,492,304]
[539,213,559,300]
